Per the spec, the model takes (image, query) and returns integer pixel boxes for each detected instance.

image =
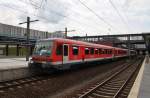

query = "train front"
[29,39,54,69]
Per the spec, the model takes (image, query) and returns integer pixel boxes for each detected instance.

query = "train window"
[95,49,98,54]
[101,49,104,54]
[99,48,102,54]
[90,48,94,54]
[104,49,107,54]
[115,50,117,54]
[108,50,111,54]
[56,44,63,55]
[72,46,79,55]
[107,49,109,54]
[110,50,112,54]
[85,48,89,55]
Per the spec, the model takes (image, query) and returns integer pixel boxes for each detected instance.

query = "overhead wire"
[77,0,120,33]
[50,0,107,31]
[18,0,103,32]
[0,1,102,33]
[108,0,132,33]
[117,0,134,33]
[33,0,104,32]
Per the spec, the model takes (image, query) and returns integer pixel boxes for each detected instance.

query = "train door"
[63,44,69,64]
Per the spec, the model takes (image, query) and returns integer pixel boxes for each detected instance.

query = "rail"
[78,58,143,98]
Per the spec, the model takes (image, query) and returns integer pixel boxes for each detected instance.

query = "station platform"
[128,56,150,98]
[0,57,30,82]
[0,57,28,70]
[0,56,150,97]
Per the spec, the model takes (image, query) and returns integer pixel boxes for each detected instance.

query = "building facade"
[0,23,65,39]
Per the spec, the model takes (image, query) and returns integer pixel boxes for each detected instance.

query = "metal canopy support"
[6,44,8,56]
[142,34,150,55]
[16,44,19,56]
[70,33,150,52]
[26,17,30,61]
[127,35,131,59]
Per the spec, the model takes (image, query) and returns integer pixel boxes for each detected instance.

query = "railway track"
[73,58,143,98]
[0,74,51,93]
[0,59,126,94]
[0,58,143,98]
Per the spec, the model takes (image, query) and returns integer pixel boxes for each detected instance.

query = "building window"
[56,44,62,55]
[85,48,89,55]
[72,46,79,55]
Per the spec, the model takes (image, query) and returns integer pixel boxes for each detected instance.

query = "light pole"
[19,17,39,61]
[55,27,75,38]
[64,27,75,38]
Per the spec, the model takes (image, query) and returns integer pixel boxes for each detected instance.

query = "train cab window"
[56,44,63,55]
[90,48,94,54]
[72,46,79,55]
[95,49,98,54]
[85,48,89,55]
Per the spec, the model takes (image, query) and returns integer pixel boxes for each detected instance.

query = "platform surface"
[138,56,150,98]
[128,56,150,98]
[0,57,28,70]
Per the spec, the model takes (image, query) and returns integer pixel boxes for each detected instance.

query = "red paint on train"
[29,38,135,70]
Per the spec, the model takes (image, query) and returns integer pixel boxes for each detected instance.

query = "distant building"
[0,23,65,40]
[48,31,65,38]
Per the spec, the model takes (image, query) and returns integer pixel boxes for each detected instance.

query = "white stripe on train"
[51,55,127,65]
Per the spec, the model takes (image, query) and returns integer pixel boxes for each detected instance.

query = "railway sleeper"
[96,90,115,96]
[95,90,117,97]
[99,87,119,92]
[87,96,94,98]
[104,83,122,87]
[104,85,122,89]
[92,92,112,98]
[101,86,120,90]
[106,81,124,85]
[109,80,125,83]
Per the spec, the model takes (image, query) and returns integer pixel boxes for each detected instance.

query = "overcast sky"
[0,0,150,36]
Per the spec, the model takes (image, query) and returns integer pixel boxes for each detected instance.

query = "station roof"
[69,33,150,51]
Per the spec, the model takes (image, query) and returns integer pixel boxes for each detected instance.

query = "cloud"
[0,0,150,36]
[36,0,69,24]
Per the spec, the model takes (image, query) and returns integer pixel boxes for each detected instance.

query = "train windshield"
[33,41,53,56]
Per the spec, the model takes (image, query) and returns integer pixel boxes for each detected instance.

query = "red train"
[29,38,136,70]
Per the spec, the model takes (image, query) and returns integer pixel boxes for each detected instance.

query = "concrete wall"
[0,67,32,82]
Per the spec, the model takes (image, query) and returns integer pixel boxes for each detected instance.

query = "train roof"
[38,38,128,50]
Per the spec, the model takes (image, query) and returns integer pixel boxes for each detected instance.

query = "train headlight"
[29,59,34,63]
